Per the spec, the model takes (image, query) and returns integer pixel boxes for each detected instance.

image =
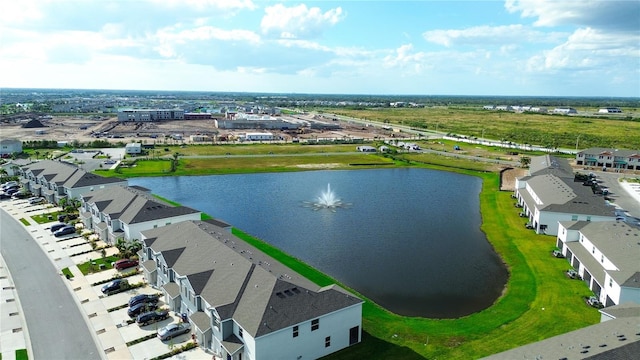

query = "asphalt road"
[0,209,102,360]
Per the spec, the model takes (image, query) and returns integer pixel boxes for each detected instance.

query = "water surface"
[130,168,508,318]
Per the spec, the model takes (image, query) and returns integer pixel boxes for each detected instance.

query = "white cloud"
[423,24,561,47]
[149,0,256,11]
[0,0,46,25]
[505,0,640,31]
[261,4,345,39]
[526,27,640,72]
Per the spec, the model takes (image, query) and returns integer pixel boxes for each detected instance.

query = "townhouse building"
[19,160,127,203]
[576,147,640,171]
[556,220,640,307]
[140,220,363,360]
[514,155,616,235]
[79,185,201,244]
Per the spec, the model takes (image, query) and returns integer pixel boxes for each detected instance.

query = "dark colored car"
[11,192,31,200]
[128,294,159,307]
[0,192,10,200]
[137,309,169,326]
[114,259,138,270]
[128,302,158,318]
[54,225,76,237]
[57,213,79,222]
[5,187,19,195]
[50,223,68,233]
[157,322,191,341]
[101,279,128,295]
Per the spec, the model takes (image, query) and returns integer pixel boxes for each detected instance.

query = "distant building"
[598,107,622,113]
[553,107,577,114]
[576,148,640,171]
[190,135,211,142]
[0,138,22,156]
[118,109,185,122]
[184,112,212,120]
[125,143,142,155]
[241,132,274,141]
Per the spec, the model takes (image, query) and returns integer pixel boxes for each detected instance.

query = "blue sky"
[1,0,638,97]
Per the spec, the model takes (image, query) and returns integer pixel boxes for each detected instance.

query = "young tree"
[520,156,531,168]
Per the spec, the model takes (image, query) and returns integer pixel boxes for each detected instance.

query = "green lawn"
[77,256,119,275]
[31,211,64,224]
[18,218,30,226]
[61,267,74,279]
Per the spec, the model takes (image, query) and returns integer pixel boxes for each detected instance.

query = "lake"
[130,168,508,318]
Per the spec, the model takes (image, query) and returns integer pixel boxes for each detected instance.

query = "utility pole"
[575,135,580,151]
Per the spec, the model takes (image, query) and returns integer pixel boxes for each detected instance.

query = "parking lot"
[0,197,207,360]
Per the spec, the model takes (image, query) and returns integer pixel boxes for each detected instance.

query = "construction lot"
[0,113,407,145]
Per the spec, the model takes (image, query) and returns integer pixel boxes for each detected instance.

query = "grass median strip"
[126,333,157,346]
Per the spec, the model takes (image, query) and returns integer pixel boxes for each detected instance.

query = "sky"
[1,0,639,97]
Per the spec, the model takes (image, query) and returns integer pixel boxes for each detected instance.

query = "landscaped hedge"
[150,342,198,360]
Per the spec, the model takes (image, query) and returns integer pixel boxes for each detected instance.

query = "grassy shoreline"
[98,152,600,359]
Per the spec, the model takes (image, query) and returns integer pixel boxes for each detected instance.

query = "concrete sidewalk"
[0,255,31,360]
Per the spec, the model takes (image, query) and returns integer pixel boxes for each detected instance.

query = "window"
[601,254,604,263]
[325,336,331,347]
[609,278,613,287]
[571,215,578,221]
[311,319,319,331]
[293,326,299,338]
[592,246,595,254]
[586,216,591,222]
[238,327,243,338]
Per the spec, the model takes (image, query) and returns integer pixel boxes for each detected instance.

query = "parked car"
[586,296,603,309]
[566,269,580,279]
[114,259,138,270]
[50,223,68,233]
[28,197,45,205]
[128,302,158,318]
[5,187,19,195]
[11,192,31,200]
[101,279,128,295]
[1,181,18,189]
[128,294,159,307]
[54,225,76,237]
[0,192,11,200]
[137,309,169,326]
[157,322,191,341]
[57,213,78,222]
[552,250,565,258]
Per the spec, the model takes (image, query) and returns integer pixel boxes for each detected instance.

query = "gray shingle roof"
[142,220,362,337]
[483,306,640,359]
[82,185,200,224]
[21,160,126,188]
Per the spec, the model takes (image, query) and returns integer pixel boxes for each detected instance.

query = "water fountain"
[304,183,351,212]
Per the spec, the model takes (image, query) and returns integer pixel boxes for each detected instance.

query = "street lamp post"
[575,135,580,151]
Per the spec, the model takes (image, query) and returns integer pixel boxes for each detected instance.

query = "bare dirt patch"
[500,167,527,191]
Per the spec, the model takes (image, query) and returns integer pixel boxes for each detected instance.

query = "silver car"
[157,322,190,341]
